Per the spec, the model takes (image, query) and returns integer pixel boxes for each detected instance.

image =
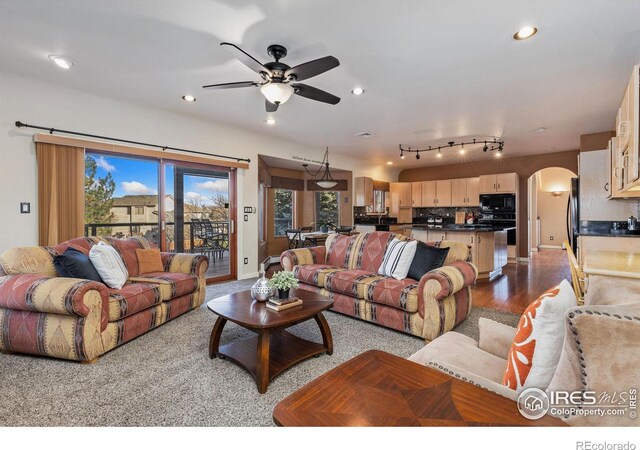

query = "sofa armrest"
[478,318,517,359]
[280,246,326,271]
[423,360,519,402]
[418,260,478,302]
[160,252,209,276]
[0,274,109,331]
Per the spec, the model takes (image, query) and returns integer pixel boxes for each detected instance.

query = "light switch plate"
[20,202,30,214]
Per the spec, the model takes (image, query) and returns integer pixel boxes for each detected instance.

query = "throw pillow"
[406,241,450,280]
[53,247,103,282]
[502,279,577,393]
[89,242,129,289]
[378,238,418,280]
[136,248,164,274]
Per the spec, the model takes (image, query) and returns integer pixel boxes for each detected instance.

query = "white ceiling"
[1,0,639,169]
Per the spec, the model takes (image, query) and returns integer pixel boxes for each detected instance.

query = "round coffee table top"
[207,288,333,329]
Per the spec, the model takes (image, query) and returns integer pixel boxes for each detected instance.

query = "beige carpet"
[0,279,519,426]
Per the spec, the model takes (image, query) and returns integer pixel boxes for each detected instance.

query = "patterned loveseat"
[281,231,477,341]
[0,236,208,362]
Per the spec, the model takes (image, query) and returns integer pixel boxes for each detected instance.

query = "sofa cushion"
[293,264,341,289]
[136,248,164,274]
[53,247,103,282]
[101,237,150,276]
[323,269,419,313]
[502,280,577,393]
[408,331,507,384]
[325,234,356,268]
[89,242,129,289]
[407,242,450,281]
[127,272,199,301]
[378,238,417,280]
[108,283,162,322]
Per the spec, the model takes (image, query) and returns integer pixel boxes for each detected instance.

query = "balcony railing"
[84,221,229,254]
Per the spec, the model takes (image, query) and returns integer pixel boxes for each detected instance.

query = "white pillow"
[502,279,578,393]
[378,239,418,280]
[89,242,129,289]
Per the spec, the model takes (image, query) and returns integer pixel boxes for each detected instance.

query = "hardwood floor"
[472,249,571,314]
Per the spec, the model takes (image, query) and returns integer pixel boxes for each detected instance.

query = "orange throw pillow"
[502,279,577,393]
[136,248,164,274]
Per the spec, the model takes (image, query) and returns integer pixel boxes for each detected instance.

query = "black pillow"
[53,247,103,282]
[407,242,450,281]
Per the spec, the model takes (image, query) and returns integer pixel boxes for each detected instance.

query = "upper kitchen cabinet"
[421,181,436,207]
[418,180,450,207]
[619,64,640,193]
[451,177,480,206]
[354,176,374,207]
[411,182,422,207]
[479,173,518,193]
[389,182,412,212]
[436,180,452,206]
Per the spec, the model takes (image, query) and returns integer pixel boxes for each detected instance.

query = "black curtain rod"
[15,121,251,164]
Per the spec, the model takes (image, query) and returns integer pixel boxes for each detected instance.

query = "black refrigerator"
[567,177,579,251]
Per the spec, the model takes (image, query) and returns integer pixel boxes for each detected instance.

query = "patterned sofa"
[0,236,208,362]
[281,231,477,341]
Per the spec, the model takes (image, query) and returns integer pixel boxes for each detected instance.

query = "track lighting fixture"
[398,137,504,161]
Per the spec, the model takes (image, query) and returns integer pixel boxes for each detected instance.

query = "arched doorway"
[527,167,577,256]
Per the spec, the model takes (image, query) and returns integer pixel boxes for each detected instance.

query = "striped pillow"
[378,238,418,280]
[89,242,129,289]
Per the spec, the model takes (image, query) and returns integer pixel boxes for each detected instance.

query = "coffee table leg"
[256,329,271,394]
[314,312,333,355]
[209,317,228,358]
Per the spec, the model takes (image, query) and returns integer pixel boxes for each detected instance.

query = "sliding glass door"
[84,150,237,283]
[163,163,236,282]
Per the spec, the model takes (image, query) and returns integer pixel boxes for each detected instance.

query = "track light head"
[416,152,421,160]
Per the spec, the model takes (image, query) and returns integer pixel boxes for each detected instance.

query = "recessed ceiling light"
[354,131,372,138]
[386,161,393,165]
[513,26,538,40]
[531,127,547,133]
[351,87,364,96]
[181,95,196,102]
[265,118,277,125]
[48,55,75,69]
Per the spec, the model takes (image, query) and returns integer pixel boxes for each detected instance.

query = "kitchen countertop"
[577,231,640,238]
[410,225,516,232]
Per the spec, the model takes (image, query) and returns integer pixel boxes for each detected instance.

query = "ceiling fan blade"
[220,42,272,77]
[265,99,279,112]
[292,83,340,105]
[202,81,258,89]
[285,56,339,82]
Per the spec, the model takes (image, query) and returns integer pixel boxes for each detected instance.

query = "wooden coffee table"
[273,350,567,426]
[207,289,333,394]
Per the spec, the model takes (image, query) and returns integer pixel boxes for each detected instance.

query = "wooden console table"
[273,350,566,426]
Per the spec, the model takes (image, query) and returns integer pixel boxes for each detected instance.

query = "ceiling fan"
[203,42,341,112]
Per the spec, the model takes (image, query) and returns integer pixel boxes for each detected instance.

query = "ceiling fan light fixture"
[260,82,294,105]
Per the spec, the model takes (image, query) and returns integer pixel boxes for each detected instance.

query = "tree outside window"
[274,189,294,237]
[315,191,340,229]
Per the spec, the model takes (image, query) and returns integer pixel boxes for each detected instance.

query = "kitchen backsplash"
[413,207,481,220]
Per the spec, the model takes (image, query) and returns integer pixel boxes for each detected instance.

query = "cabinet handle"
[478,236,481,243]
[471,236,473,244]
[498,183,501,189]
[493,183,496,190]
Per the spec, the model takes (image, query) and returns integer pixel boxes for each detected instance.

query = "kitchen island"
[410,225,514,280]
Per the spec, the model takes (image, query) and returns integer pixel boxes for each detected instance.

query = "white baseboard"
[530,247,539,252]
[240,272,259,280]
[538,244,563,250]
[518,257,530,263]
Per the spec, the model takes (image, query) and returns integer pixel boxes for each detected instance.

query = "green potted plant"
[268,271,299,299]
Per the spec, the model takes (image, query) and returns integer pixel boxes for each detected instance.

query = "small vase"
[251,271,273,302]
[278,288,290,300]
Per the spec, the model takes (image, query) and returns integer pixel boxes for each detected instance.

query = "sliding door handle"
[230,219,235,234]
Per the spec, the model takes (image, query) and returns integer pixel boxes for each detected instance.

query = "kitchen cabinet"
[451,177,480,206]
[411,182,422,207]
[479,173,518,193]
[421,181,436,207]
[389,182,413,217]
[436,180,452,206]
[618,64,640,194]
[428,230,447,242]
[354,177,374,207]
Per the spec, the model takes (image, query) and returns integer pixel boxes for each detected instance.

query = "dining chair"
[300,226,313,233]
[564,240,585,305]
[285,228,302,249]
[336,226,353,235]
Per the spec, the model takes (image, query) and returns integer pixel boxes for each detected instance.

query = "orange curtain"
[36,143,85,246]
